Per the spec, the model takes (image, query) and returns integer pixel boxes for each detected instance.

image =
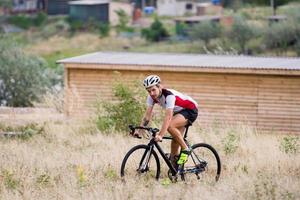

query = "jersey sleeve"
[146,95,154,107]
[165,95,175,109]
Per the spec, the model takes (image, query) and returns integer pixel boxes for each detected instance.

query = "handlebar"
[128,125,159,139]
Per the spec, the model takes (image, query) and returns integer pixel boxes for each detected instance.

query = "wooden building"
[58,52,300,134]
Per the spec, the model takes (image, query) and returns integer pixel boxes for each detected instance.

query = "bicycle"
[120,124,221,182]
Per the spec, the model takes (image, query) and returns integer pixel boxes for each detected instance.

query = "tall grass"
[0,112,299,199]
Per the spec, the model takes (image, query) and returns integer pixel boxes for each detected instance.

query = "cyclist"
[136,75,198,168]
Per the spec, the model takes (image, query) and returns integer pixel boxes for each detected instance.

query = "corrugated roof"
[175,15,221,22]
[68,0,109,5]
[57,52,300,71]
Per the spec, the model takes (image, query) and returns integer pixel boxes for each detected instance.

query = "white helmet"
[143,75,161,88]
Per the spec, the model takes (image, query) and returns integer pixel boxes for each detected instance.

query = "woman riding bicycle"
[136,75,198,168]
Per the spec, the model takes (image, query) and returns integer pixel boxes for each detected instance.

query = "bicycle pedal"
[177,165,185,175]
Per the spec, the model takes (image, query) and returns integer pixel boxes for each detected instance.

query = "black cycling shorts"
[174,108,198,124]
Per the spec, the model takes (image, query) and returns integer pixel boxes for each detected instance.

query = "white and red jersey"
[146,88,198,113]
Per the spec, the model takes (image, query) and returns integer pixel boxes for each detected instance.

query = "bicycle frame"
[131,125,192,177]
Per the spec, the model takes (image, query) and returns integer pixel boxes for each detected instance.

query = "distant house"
[69,1,133,26]
[10,0,71,15]
[47,0,69,15]
[68,0,109,23]
[157,0,196,16]
[58,52,300,134]
[132,0,197,16]
[132,0,157,10]
[175,15,220,25]
[11,0,45,13]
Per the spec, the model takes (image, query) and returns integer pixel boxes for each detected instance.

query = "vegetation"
[280,136,299,154]
[99,23,110,38]
[0,0,12,8]
[141,18,169,42]
[0,36,50,107]
[227,16,259,54]
[95,75,146,133]
[222,131,240,154]
[188,21,222,46]
[265,20,300,55]
[0,115,299,199]
[8,12,48,29]
[115,9,134,33]
[0,2,299,199]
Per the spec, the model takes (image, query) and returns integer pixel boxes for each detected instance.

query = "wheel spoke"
[121,145,160,180]
[183,143,221,183]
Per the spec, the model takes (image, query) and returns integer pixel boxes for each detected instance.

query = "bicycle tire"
[120,144,160,180]
[183,143,221,182]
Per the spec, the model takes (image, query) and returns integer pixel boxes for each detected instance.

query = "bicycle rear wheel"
[120,144,160,180]
[183,143,221,183]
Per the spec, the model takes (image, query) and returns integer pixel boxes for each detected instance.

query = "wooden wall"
[65,68,300,134]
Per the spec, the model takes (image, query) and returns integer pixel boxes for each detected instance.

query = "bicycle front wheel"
[184,143,221,183]
[120,144,160,180]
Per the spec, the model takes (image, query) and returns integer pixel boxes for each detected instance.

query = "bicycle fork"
[138,145,154,173]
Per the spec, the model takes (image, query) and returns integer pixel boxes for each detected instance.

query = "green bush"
[95,76,146,133]
[7,13,48,29]
[264,20,300,54]
[188,21,222,46]
[0,36,50,107]
[175,22,189,37]
[280,136,299,154]
[115,9,133,33]
[222,131,239,154]
[0,0,12,8]
[8,15,33,29]
[141,18,169,42]
[67,17,104,33]
[33,12,48,27]
[2,170,19,190]
[67,18,84,33]
[36,174,51,186]
[99,22,110,38]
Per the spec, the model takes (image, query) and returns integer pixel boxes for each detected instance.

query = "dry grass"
[27,33,145,57]
[0,111,299,200]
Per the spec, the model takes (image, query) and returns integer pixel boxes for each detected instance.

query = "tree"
[188,21,222,46]
[264,20,300,55]
[115,9,133,33]
[228,17,257,54]
[141,18,169,42]
[0,35,50,107]
[0,0,12,8]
